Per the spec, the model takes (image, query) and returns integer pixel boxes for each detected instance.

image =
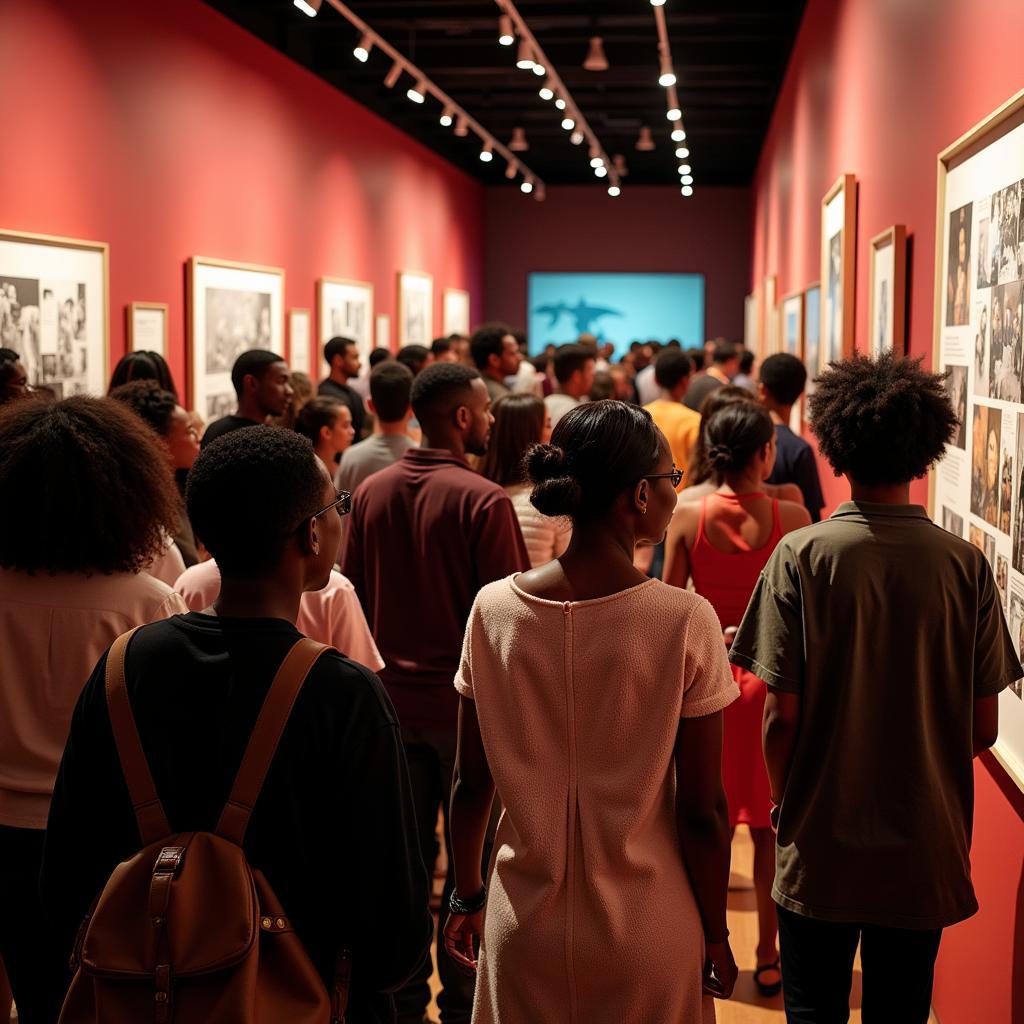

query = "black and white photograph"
[1009,591,1024,697]
[398,270,434,348]
[946,201,972,326]
[970,404,1001,528]
[188,256,284,421]
[1012,413,1024,574]
[318,278,374,367]
[988,280,1022,402]
[997,554,1009,609]
[973,301,989,396]
[942,505,964,538]
[825,230,842,364]
[945,364,967,449]
[996,180,1021,284]
[1001,442,1014,535]
[977,213,993,288]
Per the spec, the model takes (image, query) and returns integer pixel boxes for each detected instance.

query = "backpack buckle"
[154,847,185,876]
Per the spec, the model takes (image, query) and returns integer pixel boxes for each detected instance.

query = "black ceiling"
[204,0,806,187]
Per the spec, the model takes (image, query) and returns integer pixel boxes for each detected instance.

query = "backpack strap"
[105,627,173,846]
[216,638,328,846]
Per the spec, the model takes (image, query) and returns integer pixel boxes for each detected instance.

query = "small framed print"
[779,291,805,359]
[744,293,760,354]
[820,173,857,371]
[762,275,778,357]
[289,308,311,375]
[803,282,821,426]
[443,288,470,337]
[868,225,907,357]
[318,277,374,367]
[376,314,391,351]
[398,271,433,347]
[127,302,168,356]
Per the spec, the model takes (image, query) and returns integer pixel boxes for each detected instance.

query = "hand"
[442,910,484,975]
[703,939,738,999]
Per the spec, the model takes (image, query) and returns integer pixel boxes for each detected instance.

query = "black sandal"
[754,958,782,997]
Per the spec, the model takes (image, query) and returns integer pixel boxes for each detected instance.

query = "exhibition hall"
[0,1,1023,1022]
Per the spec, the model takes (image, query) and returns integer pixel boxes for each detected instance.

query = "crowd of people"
[0,324,1019,1024]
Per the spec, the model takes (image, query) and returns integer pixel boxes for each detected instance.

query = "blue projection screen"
[527,272,704,357]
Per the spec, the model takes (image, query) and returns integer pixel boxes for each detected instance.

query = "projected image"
[527,272,704,358]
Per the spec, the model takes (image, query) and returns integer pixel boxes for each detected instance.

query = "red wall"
[0,0,483,402]
[484,185,751,342]
[751,2,1024,1020]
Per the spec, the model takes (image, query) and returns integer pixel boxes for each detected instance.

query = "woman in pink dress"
[443,400,739,1023]
[665,401,810,995]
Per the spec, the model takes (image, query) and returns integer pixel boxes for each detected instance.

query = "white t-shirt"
[544,392,581,428]
[173,560,383,672]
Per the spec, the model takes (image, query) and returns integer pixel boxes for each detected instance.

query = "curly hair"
[0,397,181,574]
[808,353,957,484]
[109,379,178,436]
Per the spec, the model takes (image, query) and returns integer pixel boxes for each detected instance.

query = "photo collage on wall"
[934,114,1024,705]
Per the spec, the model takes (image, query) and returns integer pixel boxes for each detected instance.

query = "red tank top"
[688,492,784,629]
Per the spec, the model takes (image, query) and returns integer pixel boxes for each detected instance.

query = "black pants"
[0,825,66,1024]
[394,724,496,1024]
[777,905,942,1024]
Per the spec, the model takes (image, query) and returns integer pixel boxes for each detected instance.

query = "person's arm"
[973,695,999,756]
[662,503,695,589]
[443,697,495,973]
[675,713,737,999]
[763,689,801,805]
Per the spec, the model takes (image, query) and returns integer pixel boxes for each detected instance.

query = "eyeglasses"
[309,489,352,521]
[645,467,683,487]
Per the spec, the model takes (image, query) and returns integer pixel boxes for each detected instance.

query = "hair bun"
[707,443,734,470]
[525,443,568,482]
[526,443,582,517]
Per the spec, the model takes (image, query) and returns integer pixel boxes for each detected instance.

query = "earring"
[640,506,648,515]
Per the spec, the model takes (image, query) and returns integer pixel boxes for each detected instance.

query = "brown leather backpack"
[59,628,350,1024]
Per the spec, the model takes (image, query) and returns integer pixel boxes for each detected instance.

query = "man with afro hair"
[730,353,1022,1023]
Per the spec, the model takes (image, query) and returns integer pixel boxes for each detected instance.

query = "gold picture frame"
[126,301,169,355]
[820,174,857,372]
[868,225,907,357]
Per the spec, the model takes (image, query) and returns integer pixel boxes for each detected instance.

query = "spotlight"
[681,185,694,196]
[407,78,426,104]
[440,105,454,127]
[583,36,609,72]
[658,52,676,87]
[590,157,603,168]
[608,185,621,197]
[671,128,686,142]
[650,0,666,6]
[384,61,402,89]
[595,165,608,178]
[555,97,566,110]
[293,0,321,16]
[635,126,655,151]
[509,127,529,152]
[516,40,535,70]
[667,107,682,121]
[675,146,690,159]
[521,178,534,194]
[479,142,494,162]
[539,84,554,101]
[681,174,694,184]
[498,14,515,46]
[678,163,691,174]
[570,131,584,145]
[532,63,546,77]
[354,33,373,62]
[454,115,469,137]
[561,117,575,131]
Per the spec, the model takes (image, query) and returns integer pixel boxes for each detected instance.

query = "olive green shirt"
[730,501,1022,929]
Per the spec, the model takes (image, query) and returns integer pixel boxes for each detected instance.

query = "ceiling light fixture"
[608,185,621,197]
[554,97,566,110]
[383,61,403,89]
[354,32,373,62]
[440,105,454,127]
[594,165,608,178]
[479,142,494,162]
[671,128,686,142]
[636,126,655,151]
[667,107,682,121]
[658,51,676,87]
[681,185,694,196]
[516,40,535,70]
[532,62,546,77]
[680,174,693,185]
[521,178,535,194]
[678,163,691,174]
[406,78,426,103]
[650,0,666,6]
[539,83,554,101]
[570,131,584,145]
[498,14,515,46]
[650,3,694,196]
[293,0,321,16]
[509,127,529,151]
[583,37,609,72]
[561,117,575,131]
[675,146,690,159]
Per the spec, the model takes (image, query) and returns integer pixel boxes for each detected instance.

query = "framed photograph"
[318,277,374,368]
[820,174,857,371]
[868,226,907,357]
[762,275,778,357]
[930,88,1024,791]
[0,228,108,397]
[443,288,470,337]
[744,293,760,354]
[127,302,168,356]
[289,308,311,376]
[779,291,804,358]
[187,256,284,422]
[375,314,391,351]
[803,283,821,425]
[398,271,433,348]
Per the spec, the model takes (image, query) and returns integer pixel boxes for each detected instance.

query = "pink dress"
[688,493,782,829]
[455,575,738,1023]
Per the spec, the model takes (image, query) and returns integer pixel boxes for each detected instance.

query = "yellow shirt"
[644,399,702,490]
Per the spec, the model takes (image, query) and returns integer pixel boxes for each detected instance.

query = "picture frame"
[289,308,311,376]
[868,225,907,357]
[127,301,168,356]
[930,88,1024,793]
[397,270,434,348]
[779,291,806,431]
[187,255,285,422]
[803,282,821,426]
[744,293,760,354]
[317,277,374,369]
[762,275,778,357]
[820,173,857,372]
[0,228,109,397]
[375,314,391,351]
[443,288,470,337]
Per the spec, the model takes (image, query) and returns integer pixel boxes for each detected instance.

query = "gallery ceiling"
[205,0,806,189]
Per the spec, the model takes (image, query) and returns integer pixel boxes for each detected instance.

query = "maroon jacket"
[343,448,530,729]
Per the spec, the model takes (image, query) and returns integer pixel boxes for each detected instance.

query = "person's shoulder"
[473,575,521,614]
[645,579,720,625]
[778,498,813,530]
[301,647,398,727]
[111,569,183,609]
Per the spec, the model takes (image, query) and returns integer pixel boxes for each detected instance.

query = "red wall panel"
[751,2,1024,1020]
[484,185,751,343]
[0,0,483,401]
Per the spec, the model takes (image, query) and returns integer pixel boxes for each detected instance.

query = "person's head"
[738,350,755,377]
[0,396,181,574]
[704,401,776,482]
[526,400,676,545]
[588,370,615,402]
[431,336,459,363]
[711,340,740,376]
[368,347,391,370]
[108,350,178,401]
[231,349,293,418]
[759,353,807,409]
[808,353,958,486]
[294,396,354,463]
[685,347,706,373]
[187,426,340,591]
[688,385,762,485]
[396,344,431,377]
[109,380,200,471]
[477,393,548,487]
[365,359,413,426]
[653,349,693,401]
[609,364,634,401]
[553,344,596,398]
[273,370,314,430]
[470,322,521,380]
[323,336,361,379]
[411,362,491,456]
[0,348,28,404]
